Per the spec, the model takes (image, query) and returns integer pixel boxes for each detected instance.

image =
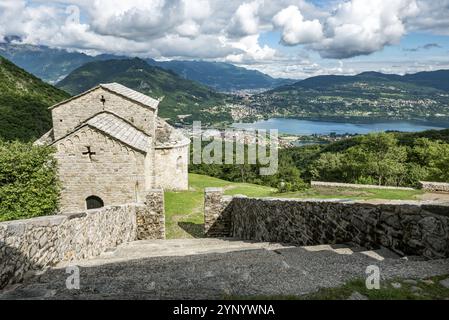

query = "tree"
[345,133,408,186]
[0,140,60,221]
[412,138,449,182]
[310,152,346,182]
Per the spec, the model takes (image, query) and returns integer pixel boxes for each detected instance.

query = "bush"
[0,140,60,222]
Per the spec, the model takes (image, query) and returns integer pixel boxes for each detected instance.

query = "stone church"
[36,83,190,212]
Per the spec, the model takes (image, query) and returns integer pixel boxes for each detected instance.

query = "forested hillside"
[190,129,449,190]
[0,57,70,141]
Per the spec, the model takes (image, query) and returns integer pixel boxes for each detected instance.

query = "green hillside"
[57,58,231,124]
[248,71,449,122]
[0,57,70,141]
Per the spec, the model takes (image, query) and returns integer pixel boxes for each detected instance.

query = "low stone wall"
[204,188,233,237]
[419,181,449,193]
[0,191,166,289]
[136,189,166,240]
[311,181,415,191]
[204,189,449,259]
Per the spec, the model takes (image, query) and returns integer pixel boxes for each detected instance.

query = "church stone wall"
[154,145,189,190]
[55,126,148,212]
[52,87,156,140]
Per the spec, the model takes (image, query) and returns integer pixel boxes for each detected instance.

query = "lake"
[232,118,449,135]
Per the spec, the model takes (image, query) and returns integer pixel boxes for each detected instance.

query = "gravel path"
[1,239,448,300]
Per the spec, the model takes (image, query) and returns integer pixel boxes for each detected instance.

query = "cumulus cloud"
[409,0,449,35]
[271,0,420,59]
[225,34,277,63]
[316,0,420,58]
[227,1,262,37]
[1,0,449,77]
[273,5,323,45]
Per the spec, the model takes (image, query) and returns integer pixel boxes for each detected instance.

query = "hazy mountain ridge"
[284,70,449,92]
[146,59,295,92]
[0,43,292,91]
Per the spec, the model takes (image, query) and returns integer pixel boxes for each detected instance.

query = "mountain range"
[0,42,292,92]
[283,70,449,92]
[56,58,232,123]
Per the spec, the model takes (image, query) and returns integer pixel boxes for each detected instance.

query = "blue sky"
[2,0,449,78]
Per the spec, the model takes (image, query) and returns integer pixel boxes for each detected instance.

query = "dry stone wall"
[136,190,166,240]
[419,181,449,193]
[0,192,166,289]
[204,188,234,237]
[311,181,414,191]
[204,189,449,259]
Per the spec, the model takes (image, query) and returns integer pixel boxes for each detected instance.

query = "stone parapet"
[136,189,166,240]
[0,190,166,289]
[204,188,234,237]
[311,181,415,190]
[419,181,449,193]
[204,189,449,259]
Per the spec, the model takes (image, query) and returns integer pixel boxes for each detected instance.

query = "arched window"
[86,196,104,210]
[176,156,183,172]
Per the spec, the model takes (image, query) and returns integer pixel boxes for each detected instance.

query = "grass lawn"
[226,275,449,300]
[164,174,424,239]
[164,174,276,239]
[278,186,424,201]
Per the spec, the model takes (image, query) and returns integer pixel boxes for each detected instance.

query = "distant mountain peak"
[357,71,387,77]
[1,35,22,44]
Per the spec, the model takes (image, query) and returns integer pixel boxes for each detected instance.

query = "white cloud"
[1,0,449,78]
[227,1,261,37]
[315,0,420,58]
[225,34,277,63]
[273,5,323,45]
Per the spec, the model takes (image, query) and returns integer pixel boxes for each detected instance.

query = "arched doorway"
[86,195,104,210]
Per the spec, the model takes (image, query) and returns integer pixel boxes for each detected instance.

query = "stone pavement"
[1,239,448,300]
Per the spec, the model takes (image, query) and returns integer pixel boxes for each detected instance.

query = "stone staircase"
[2,239,448,300]
[58,238,401,268]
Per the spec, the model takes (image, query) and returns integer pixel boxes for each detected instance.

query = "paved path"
[1,239,449,300]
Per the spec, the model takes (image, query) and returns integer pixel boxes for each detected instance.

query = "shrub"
[0,140,60,222]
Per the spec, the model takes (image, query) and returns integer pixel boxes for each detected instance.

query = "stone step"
[57,238,402,268]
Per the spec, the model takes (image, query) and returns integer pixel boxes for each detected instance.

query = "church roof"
[101,83,160,110]
[49,82,160,110]
[86,113,151,152]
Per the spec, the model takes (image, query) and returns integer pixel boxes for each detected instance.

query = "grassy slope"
[165,174,423,239]
[0,57,70,141]
[165,174,276,239]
